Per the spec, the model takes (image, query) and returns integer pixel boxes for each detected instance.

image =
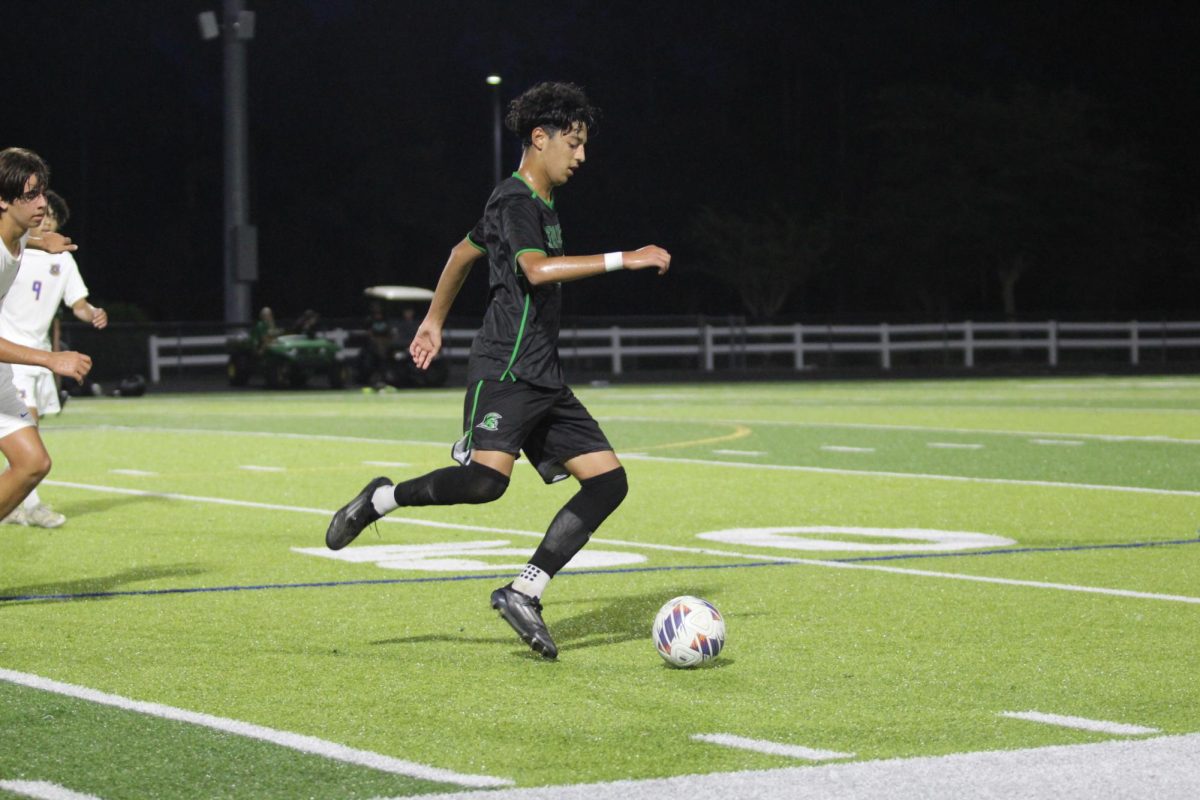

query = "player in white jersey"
[0,190,106,527]
[0,148,93,531]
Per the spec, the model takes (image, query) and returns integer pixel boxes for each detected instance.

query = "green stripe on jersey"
[500,294,531,381]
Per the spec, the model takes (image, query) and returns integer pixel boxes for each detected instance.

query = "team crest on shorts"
[50,263,61,276]
[476,412,502,431]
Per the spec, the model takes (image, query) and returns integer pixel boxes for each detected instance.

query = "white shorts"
[0,364,38,439]
[11,363,61,416]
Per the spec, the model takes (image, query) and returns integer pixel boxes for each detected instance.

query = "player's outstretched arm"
[71,299,107,330]
[518,245,670,286]
[410,238,485,370]
[25,231,77,253]
[0,337,91,381]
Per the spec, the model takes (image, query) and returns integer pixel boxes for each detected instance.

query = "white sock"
[371,485,398,516]
[22,489,40,510]
[512,564,550,599]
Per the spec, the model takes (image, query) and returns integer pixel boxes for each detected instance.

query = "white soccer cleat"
[2,507,27,526]
[25,504,66,529]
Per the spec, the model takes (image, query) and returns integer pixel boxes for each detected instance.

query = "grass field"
[2,376,1199,799]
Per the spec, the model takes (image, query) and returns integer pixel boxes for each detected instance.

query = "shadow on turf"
[0,564,209,606]
[369,587,727,659]
[48,494,168,519]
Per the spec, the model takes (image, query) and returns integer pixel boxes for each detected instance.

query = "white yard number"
[293,540,645,571]
[696,526,1015,552]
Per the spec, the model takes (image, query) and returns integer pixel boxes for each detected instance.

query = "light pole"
[487,74,502,187]
[199,1,257,324]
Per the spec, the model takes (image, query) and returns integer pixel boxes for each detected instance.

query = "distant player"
[0,189,106,527]
[325,82,670,659]
[0,148,93,530]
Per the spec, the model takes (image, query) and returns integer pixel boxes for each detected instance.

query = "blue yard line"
[4,537,1197,604]
[0,561,794,604]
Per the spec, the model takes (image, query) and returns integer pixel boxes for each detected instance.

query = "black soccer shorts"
[451,379,612,483]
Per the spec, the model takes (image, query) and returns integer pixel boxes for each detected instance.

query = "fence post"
[149,334,161,383]
[1048,320,1058,367]
[610,326,622,376]
[793,323,804,370]
[880,322,891,369]
[964,320,974,368]
[1130,320,1139,366]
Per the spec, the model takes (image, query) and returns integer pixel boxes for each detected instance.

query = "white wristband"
[604,251,625,272]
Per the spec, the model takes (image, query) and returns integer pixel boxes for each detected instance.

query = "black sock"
[530,467,628,576]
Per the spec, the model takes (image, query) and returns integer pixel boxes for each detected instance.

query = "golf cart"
[357,285,449,388]
[227,307,351,389]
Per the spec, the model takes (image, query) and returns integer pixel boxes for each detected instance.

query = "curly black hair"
[505,82,600,147]
[45,190,69,227]
[0,147,49,203]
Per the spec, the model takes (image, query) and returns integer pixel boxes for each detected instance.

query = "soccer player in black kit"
[325,82,670,659]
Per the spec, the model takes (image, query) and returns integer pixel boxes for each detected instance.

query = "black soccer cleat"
[325,477,392,550]
[491,584,558,659]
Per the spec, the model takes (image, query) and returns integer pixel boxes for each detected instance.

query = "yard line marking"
[808,560,1200,604]
[1030,439,1085,447]
[363,461,410,467]
[238,465,286,472]
[0,668,512,788]
[0,780,103,800]
[109,469,158,477]
[602,415,1200,446]
[820,445,876,453]
[47,419,1200,447]
[927,442,984,450]
[639,424,752,452]
[712,449,766,456]
[46,424,447,449]
[618,454,1200,498]
[691,733,854,761]
[999,711,1160,736]
[34,481,1200,606]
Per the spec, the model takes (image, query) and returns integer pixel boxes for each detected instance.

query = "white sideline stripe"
[820,445,876,453]
[49,419,1200,447]
[1000,711,1160,736]
[602,415,1200,446]
[47,424,1200,495]
[363,461,411,467]
[0,668,511,788]
[37,481,1200,605]
[238,465,286,472]
[404,732,1200,800]
[1030,439,1085,447]
[619,454,1200,498]
[712,449,766,456]
[926,442,983,450]
[0,780,103,800]
[48,424,447,449]
[691,733,854,761]
[108,469,157,477]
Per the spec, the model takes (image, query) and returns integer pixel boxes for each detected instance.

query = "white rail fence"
[148,320,1200,383]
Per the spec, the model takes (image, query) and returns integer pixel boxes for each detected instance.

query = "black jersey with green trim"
[465,173,566,388]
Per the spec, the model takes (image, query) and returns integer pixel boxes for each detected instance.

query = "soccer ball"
[652,595,726,668]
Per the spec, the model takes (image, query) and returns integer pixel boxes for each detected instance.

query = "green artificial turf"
[2,376,1198,795]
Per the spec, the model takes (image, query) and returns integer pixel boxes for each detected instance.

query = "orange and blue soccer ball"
[652,595,726,668]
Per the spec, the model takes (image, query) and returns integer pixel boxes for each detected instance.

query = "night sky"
[12,1,1200,324]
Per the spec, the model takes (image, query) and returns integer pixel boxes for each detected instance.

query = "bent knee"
[464,461,510,503]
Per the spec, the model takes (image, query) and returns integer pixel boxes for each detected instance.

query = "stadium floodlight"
[197,11,219,40]
[488,75,503,186]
